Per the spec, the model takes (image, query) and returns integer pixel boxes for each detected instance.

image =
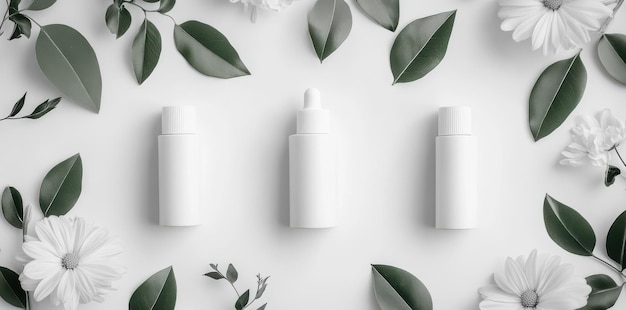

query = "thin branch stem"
[599,0,625,33]
[593,255,626,280]
[124,1,176,24]
[615,147,626,169]
[213,269,241,297]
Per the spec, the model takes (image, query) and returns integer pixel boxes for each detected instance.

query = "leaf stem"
[614,147,626,169]
[213,268,241,297]
[593,254,626,280]
[124,1,176,24]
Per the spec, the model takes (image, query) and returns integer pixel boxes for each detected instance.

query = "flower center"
[61,252,80,270]
[520,289,539,308]
[543,0,563,10]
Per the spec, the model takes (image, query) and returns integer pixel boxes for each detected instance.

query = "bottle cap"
[162,106,197,135]
[297,88,330,134]
[438,106,472,136]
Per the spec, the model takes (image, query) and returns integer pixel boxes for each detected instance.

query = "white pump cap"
[297,88,330,134]
[438,106,472,136]
[162,106,197,135]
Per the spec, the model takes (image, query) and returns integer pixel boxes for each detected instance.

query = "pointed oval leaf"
[0,267,26,308]
[543,194,595,256]
[8,93,26,117]
[27,0,55,10]
[235,290,250,310]
[159,0,175,13]
[39,153,82,217]
[257,304,267,310]
[204,272,224,280]
[390,10,456,84]
[105,4,132,39]
[529,53,586,141]
[174,21,250,79]
[308,0,352,62]
[36,24,102,113]
[132,19,161,84]
[130,266,177,310]
[372,264,433,310]
[26,97,60,119]
[607,210,626,270]
[598,33,626,85]
[355,0,398,31]
[578,274,623,310]
[2,187,23,229]
[226,264,238,283]
[605,165,621,187]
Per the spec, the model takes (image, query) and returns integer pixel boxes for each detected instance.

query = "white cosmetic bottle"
[158,106,200,226]
[435,106,477,229]
[289,88,337,228]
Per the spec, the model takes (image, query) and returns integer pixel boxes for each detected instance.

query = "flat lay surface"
[1,0,626,309]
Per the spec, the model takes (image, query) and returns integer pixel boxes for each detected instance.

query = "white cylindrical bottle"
[289,88,337,228]
[435,106,477,229]
[158,106,201,226]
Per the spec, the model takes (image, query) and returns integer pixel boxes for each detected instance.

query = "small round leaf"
[1,187,23,229]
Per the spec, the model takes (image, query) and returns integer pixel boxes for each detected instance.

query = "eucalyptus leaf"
[390,10,456,84]
[578,274,623,310]
[1,187,23,229]
[203,272,223,280]
[607,210,626,270]
[235,290,250,310]
[372,264,433,310]
[173,21,250,78]
[39,153,82,217]
[129,266,177,310]
[226,264,238,283]
[27,0,56,10]
[8,93,26,117]
[529,53,586,141]
[132,19,161,84]
[543,194,595,256]
[105,4,131,39]
[9,14,31,40]
[256,279,268,299]
[0,266,26,308]
[598,33,626,85]
[36,24,102,113]
[605,165,621,187]
[308,0,352,62]
[159,0,175,13]
[26,97,60,119]
[355,0,398,31]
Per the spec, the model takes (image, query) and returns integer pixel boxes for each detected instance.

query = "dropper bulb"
[304,88,321,109]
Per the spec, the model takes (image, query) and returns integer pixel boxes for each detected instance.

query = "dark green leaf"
[2,187,23,229]
[173,21,250,78]
[0,267,26,308]
[372,264,433,310]
[529,53,586,141]
[204,272,224,280]
[607,210,626,270]
[36,24,102,113]
[605,165,621,187]
[8,92,26,117]
[598,33,626,85]
[578,274,623,310]
[39,153,82,216]
[105,4,132,39]
[9,14,31,40]
[26,97,60,119]
[8,0,20,14]
[235,290,250,310]
[129,266,177,310]
[226,264,238,283]
[132,19,161,84]
[159,0,175,13]
[257,304,267,310]
[27,0,56,10]
[390,10,456,84]
[355,0,398,31]
[308,0,352,62]
[543,194,595,256]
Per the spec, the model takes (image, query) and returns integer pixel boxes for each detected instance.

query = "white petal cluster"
[230,0,295,12]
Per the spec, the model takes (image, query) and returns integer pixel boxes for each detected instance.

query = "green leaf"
[158,0,175,13]
[226,264,238,283]
[8,0,20,14]
[257,304,267,310]
[390,10,456,84]
[129,266,177,310]
[0,266,26,308]
[39,153,82,217]
[142,0,159,2]
[132,19,161,84]
[235,290,250,310]
[255,278,268,299]
[308,0,352,62]
[8,92,26,117]
[529,53,587,141]
[2,187,23,229]
[355,0,398,31]
[578,274,623,310]
[174,21,250,79]
[372,264,433,310]
[27,0,56,10]
[9,14,31,40]
[605,165,621,187]
[25,97,60,119]
[607,210,626,270]
[598,33,626,85]
[105,4,132,39]
[203,272,223,280]
[543,194,595,256]
[36,24,102,113]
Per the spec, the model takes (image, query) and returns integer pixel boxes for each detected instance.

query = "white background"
[1,0,626,309]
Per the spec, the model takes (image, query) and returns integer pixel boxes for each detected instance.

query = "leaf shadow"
[416,110,438,228]
[276,114,296,227]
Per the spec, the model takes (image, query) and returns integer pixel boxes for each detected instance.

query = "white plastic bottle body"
[158,134,200,226]
[289,134,337,228]
[435,135,477,229]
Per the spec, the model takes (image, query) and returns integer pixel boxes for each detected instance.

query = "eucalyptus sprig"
[204,263,269,310]
[1,92,60,123]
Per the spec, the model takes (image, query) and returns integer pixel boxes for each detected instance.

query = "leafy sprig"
[205,263,269,310]
[1,92,60,122]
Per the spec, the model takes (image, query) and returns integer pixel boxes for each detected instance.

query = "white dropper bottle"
[289,88,337,228]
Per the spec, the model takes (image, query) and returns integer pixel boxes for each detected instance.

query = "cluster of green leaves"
[0,153,83,309]
[1,0,102,113]
[130,266,177,310]
[1,92,60,122]
[543,194,626,309]
[105,0,250,84]
[307,0,456,84]
[371,264,432,310]
[205,263,269,310]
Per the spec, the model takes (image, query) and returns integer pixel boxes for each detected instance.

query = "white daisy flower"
[479,250,591,309]
[19,216,124,310]
[498,0,613,55]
